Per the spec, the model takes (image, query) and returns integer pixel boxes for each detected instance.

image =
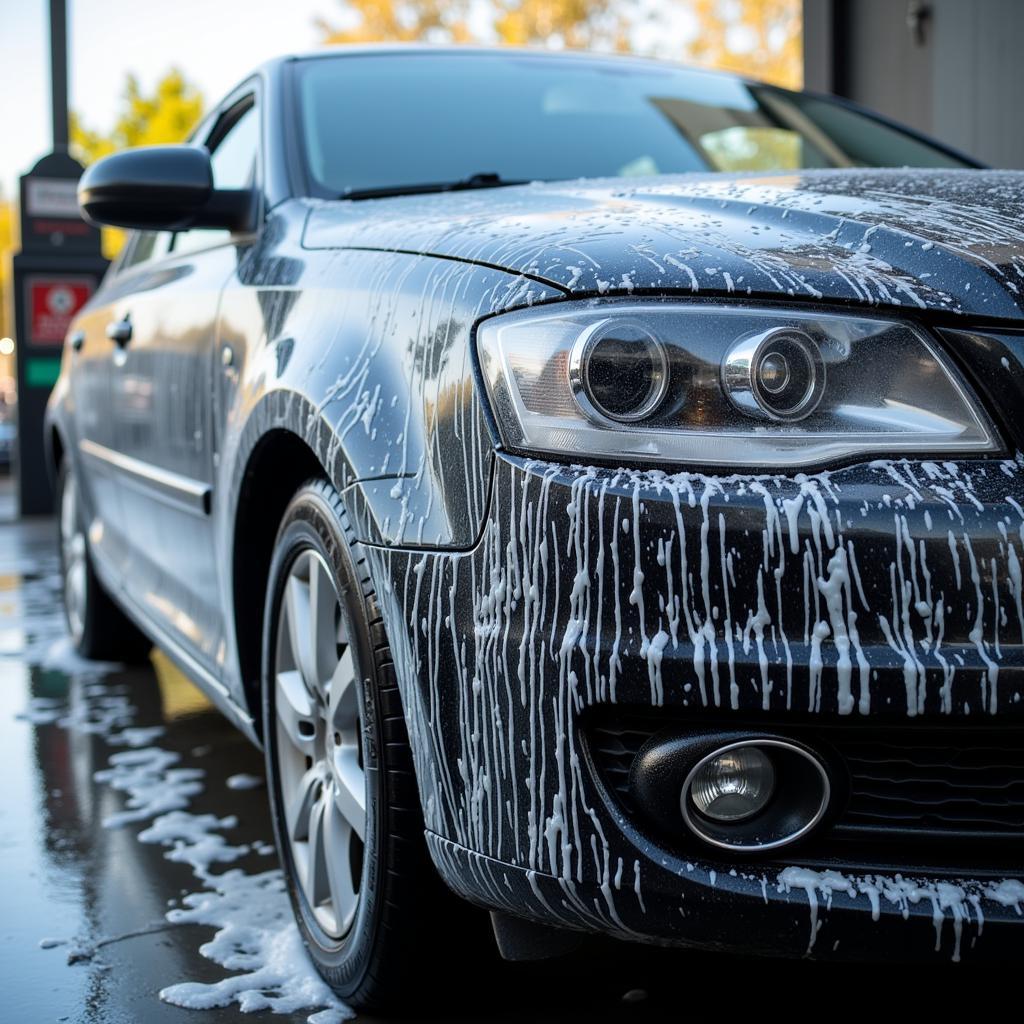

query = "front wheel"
[262,480,482,1011]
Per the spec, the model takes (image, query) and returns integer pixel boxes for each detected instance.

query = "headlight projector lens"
[723,327,826,422]
[570,319,669,423]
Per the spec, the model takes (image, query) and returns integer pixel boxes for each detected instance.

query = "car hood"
[303,168,1024,320]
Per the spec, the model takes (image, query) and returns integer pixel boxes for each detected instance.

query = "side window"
[173,97,259,255]
[210,102,260,189]
[120,229,173,271]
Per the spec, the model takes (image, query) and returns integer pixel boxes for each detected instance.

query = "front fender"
[223,248,565,549]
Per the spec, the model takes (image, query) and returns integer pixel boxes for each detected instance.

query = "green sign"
[25,356,62,388]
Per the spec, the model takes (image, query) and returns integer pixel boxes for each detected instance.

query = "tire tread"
[263,478,487,1012]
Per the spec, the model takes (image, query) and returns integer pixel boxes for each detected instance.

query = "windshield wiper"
[340,173,531,201]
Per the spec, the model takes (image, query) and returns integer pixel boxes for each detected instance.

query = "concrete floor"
[4,476,785,1023]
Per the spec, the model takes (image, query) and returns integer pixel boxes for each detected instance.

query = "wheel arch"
[47,421,66,483]
[230,427,328,734]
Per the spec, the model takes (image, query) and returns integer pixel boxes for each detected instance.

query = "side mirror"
[78,144,255,233]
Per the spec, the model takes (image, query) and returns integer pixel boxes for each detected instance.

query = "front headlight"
[476,302,998,468]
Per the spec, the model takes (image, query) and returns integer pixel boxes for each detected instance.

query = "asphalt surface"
[6,473,949,1023]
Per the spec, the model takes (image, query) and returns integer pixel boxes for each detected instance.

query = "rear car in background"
[0,399,15,473]
[47,47,1024,1010]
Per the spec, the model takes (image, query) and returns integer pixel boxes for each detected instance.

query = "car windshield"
[296,52,972,198]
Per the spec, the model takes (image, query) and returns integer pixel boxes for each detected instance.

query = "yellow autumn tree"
[318,0,475,42]
[688,0,802,89]
[493,1,626,49]
[319,1,801,85]
[0,196,15,342]
[320,0,627,50]
[70,69,205,256]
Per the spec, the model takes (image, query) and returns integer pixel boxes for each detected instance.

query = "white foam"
[778,864,1024,961]
[18,687,137,736]
[34,689,349,1020]
[159,869,352,1022]
[93,747,204,828]
[41,635,123,674]
[109,725,167,748]
[138,811,250,874]
[105,750,353,1021]
[225,773,263,791]
[15,698,64,725]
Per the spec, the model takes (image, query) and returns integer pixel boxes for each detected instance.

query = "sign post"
[11,150,108,514]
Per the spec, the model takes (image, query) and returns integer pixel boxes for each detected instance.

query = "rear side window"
[769,91,967,169]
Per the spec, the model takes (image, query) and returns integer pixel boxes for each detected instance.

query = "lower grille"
[583,710,1024,859]
[839,735,1024,835]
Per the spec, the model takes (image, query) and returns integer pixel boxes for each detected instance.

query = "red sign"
[28,277,94,345]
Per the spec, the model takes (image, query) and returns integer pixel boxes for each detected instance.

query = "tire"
[57,457,150,661]
[262,479,486,1012]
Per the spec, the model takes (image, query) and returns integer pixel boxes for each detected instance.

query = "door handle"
[906,0,931,45]
[106,316,133,346]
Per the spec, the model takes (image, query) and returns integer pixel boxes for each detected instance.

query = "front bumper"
[370,451,1024,961]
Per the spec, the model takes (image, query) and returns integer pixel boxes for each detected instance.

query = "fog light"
[662,736,832,852]
[570,319,669,423]
[689,745,775,822]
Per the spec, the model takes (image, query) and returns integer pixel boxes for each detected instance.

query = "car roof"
[256,43,762,89]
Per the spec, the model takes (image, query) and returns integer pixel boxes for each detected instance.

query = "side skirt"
[89,542,260,746]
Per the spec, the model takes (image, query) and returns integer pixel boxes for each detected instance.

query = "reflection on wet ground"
[0,478,835,1023]
[0,501,301,1022]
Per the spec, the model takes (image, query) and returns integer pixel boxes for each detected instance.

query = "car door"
[69,238,169,584]
[106,88,261,680]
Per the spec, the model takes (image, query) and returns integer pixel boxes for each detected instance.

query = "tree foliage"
[70,69,204,256]
[319,0,802,86]
[320,0,629,50]
[688,0,802,89]
[318,0,472,43]
[71,68,205,164]
[0,198,14,342]
[493,1,627,50]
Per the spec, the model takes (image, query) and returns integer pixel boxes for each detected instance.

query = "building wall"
[804,0,1024,168]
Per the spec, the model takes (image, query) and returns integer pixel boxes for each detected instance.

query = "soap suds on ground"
[16,658,352,1022]
[226,772,264,791]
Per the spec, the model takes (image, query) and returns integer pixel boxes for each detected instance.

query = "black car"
[49,47,1024,1005]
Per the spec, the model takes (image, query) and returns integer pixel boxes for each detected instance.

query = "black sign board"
[18,151,102,254]
[12,150,108,515]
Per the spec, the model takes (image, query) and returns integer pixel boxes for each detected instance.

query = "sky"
[0,0,334,198]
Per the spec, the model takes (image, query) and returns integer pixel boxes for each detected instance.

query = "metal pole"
[49,0,69,150]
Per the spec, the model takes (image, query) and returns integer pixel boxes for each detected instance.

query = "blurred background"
[0,0,806,433]
[1,0,1022,479]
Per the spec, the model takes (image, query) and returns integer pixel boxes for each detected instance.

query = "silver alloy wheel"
[60,472,88,645]
[274,548,366,939]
